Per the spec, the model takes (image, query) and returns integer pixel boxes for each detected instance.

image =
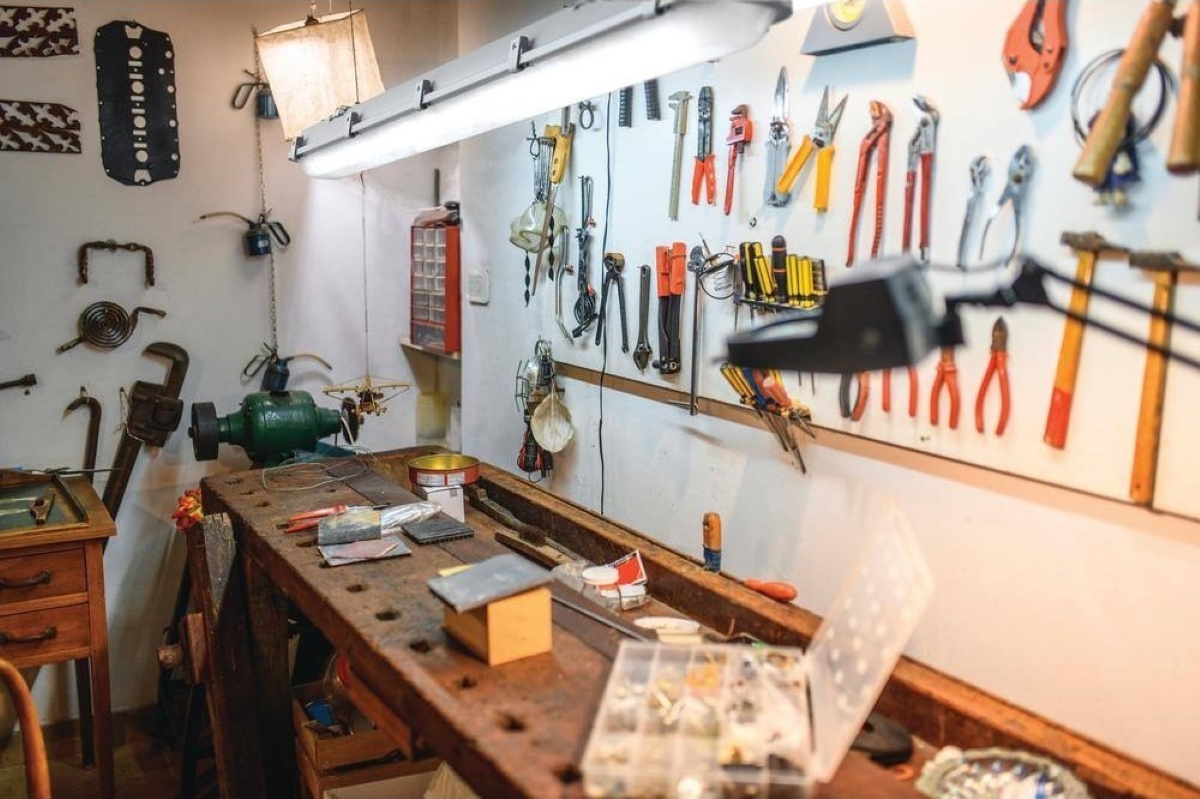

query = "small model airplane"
[322,375,411,425]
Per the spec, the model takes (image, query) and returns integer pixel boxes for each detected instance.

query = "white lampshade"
[293,0,794,178]
[256,9,384,141]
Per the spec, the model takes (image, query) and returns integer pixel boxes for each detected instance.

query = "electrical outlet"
[467,269,490,305]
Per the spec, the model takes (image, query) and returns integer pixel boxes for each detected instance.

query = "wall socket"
[466,269,490,304]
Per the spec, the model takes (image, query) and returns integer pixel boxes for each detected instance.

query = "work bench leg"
[186,513,269,799]
[244,554,297,799]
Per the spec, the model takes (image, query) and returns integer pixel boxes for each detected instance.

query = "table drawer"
[0,547,86,608]
[0,603,90,666]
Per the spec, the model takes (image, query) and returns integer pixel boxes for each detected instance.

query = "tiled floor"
[0,707,197,799]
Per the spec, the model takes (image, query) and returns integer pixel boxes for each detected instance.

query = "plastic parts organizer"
[581,508,935,798]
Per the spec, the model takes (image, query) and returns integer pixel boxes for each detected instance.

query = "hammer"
[1128,251,1200,505]
[1046,232,1129,449]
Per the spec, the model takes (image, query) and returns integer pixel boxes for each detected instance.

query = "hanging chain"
[252,28,278,353]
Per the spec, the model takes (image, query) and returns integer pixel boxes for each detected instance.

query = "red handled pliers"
[975,317,1011,435]
[1003,0,1068,110]
[280,504,349,534]
[882,366,918,418]
[903,95,938,263]
[839,372,869,422]
[847,100,892,267]
[691,86,717,206]
[930,346,961,429]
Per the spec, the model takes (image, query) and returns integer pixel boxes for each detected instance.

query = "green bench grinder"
[188,390,357,467]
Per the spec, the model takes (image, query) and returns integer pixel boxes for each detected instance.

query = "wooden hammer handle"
[1130,273,1176,505]
[1168,2,1200,173]
[1074,0,1177,186]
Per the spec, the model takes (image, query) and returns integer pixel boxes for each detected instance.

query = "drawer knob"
[0,571,51,589]
[0,626,57,645]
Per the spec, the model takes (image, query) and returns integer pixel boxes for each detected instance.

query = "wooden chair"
[0,658,50,799]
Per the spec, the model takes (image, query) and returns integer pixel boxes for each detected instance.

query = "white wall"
[458,0,1200,786]
[0,1,456,722]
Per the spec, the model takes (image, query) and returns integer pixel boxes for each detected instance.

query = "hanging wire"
[359,173,372,377]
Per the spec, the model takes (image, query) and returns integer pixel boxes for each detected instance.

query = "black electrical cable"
[598,91,614,516]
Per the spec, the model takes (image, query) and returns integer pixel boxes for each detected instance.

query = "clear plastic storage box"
[581,508,935,798]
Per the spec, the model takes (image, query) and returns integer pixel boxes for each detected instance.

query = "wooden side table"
[0,475,114,799]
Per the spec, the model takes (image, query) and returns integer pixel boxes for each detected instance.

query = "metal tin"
[408,453,480,488]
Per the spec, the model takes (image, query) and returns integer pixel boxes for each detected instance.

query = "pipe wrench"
[724,105,752,215]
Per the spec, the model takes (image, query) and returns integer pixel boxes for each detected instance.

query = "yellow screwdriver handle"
[547,124,573,184]
[776,135,814,194]
[814,145,835,212]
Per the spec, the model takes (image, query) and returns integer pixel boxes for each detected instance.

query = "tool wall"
[471,0,1200,521]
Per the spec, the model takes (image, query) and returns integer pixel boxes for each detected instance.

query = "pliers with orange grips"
[930,346,961,429]
[839,372,869,422]
[975,317,1011,435]
[691,86,717,206]
[882,366,919,418]
[280,504,349,534]
[847,100,892,267]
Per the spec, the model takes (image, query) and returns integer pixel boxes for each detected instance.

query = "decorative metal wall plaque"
[0,6,79,57]
[0,99,80,152]
[94,20,179,186]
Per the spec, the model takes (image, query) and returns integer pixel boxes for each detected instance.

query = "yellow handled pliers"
[775,86,848,212]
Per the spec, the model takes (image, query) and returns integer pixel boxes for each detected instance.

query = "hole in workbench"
[346,583,367,593]
[375,609,399,621]
[555,764,582,784]
[256,500,270,507]
[294,538,316,548]
[327,486,338,493]
[227,478,242,485]
[242,489,257,496]
[409,639,432,653]
[457,676,476,689]
[498,713,526,732]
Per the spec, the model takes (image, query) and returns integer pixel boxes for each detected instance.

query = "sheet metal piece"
[0,5,79,57]
[0,99,80,152]
[94,20,179,186]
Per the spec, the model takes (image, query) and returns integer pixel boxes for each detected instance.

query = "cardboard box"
[325,769,436,799]
[443,586,551,666]
[413,484,465,522]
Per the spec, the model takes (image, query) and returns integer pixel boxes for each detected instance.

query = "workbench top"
[198,450,923,799]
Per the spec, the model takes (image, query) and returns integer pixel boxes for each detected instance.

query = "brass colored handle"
[0,571,50,589]
[0,626,57,645]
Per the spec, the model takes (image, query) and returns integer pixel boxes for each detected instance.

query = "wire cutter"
[975,317,1011,435]
[930,346,961,429]
[847,100,892,267]
[978,145,1035,265]
[1003,0,1068,110]
[956,155,991,270]
[882,366,919,418]
[776,86,847,212]
[838,372,869,422]
[691,86,716,206]
[764,67,792,208]
[903,95,939,263]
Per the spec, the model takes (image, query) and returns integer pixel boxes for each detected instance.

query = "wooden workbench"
[195,449,1198,799]
[194,450,923,799]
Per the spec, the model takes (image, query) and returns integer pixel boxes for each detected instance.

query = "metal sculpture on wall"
[94,20,179,186]
[0,99,80,152]
[0,5,79,57]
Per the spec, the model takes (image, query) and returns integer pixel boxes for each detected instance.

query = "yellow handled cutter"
[775,86,848,212]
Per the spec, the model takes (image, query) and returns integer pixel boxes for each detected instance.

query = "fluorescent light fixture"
[292,0,795,178]
[256,9,384,141]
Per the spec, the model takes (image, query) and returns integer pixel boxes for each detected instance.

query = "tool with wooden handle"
[1127,251,1200,505]
[1074,0,1178,186]
[1045,232,1129,449]
[1168,1,1200,173]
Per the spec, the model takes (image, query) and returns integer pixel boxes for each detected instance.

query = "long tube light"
[292,0,795,178]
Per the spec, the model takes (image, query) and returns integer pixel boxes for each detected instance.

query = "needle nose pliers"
[975,317,1012,435]
[930,346,961,429]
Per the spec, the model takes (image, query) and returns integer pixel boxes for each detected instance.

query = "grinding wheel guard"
[94,20,179,185]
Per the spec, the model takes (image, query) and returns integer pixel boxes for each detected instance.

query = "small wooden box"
[292,682,434,799]
[443,586,552,666]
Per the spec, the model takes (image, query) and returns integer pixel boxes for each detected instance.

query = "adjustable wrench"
[633,265,653,371]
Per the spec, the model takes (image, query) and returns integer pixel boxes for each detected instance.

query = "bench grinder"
[189,391,357,467]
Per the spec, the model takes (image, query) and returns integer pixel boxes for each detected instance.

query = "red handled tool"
[903,95,939,263]
[847,100,892,267]
[1003,0,1068,110]
[839,372,869,422]
[281,504,349,534]
[975,317,1011,436]
[744,579,797,603]
[882,367,919,418]
[930,346,961,429]
[691,86,717,206]
[724,105,752,215]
